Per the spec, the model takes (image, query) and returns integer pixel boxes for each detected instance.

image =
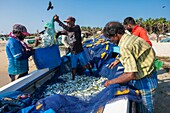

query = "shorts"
[71,51,89,68]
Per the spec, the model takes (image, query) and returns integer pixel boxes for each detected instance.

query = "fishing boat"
[0,65,133,113]
[0,41,137,113]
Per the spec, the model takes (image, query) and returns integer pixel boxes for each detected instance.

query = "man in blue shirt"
[6,24,34,81]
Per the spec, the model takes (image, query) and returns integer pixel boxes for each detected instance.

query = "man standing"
[103,22,157,113]
[54,15,92,80]
[123,17,152,46]
[6,24,34,81]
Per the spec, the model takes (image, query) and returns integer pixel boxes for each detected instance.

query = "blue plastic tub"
[33,44,61,70]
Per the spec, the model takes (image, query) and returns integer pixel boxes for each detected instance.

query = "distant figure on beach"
[123,17,152,46]
[103,22,157,113]
[61,35,71,54]
[54,15,92,80]
[6,24,34,82]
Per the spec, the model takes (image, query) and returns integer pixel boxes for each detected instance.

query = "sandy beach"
[0,40,170,112]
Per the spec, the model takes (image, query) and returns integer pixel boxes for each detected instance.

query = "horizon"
[0,0,170,34]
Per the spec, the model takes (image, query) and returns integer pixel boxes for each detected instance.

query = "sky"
[0,0,169,34]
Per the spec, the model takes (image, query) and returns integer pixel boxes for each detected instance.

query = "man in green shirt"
[103,21,157,113]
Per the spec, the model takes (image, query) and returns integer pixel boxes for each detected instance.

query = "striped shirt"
[118,33,156,79]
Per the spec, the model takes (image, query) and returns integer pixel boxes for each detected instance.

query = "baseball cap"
[13,24,30,36]
[64,16,76,23]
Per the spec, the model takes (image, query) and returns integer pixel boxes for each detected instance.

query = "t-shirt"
[58,21,83,54]
[132,25,152,46]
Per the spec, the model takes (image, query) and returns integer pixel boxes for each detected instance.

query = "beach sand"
[0,40,170,112]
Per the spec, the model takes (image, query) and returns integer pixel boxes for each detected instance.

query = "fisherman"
[123,17,152,46]
[54,15,92,80]
[103,22,157,113]
[6,24,34,81]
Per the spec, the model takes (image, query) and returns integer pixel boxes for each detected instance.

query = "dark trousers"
[9,72,28,82]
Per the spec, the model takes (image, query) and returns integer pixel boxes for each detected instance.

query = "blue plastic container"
[33,44,61,70]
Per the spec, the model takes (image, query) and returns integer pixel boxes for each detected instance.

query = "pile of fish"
[33,72,107,100]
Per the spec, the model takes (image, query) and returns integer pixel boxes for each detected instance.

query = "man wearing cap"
[54,15,92,80]
[6,24,34,81]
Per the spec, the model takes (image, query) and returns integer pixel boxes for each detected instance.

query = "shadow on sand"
[157,69,168,75]
[155,69,170,113]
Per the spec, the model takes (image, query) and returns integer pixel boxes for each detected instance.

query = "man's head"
[123,17,136,32]
[12,24,30,40]
[64,16,76,27]
[103,22,125,45]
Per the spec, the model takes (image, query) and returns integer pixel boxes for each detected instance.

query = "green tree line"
[1,18,169,38]
[136,17,170,35]
[81,17,170,36]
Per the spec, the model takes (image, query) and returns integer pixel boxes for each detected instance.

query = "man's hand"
[30,47,35,52]
[35,37,41,40]
[54,14,60,22]
[104,80,111,87]
[108,59,120,69]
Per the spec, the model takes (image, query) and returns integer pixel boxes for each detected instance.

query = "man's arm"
[108,59,120,69]
[104,72,136,87]
[104,46,138,87]
[54,15,79,32]
[58,21,80,32]
[56,30,67,38]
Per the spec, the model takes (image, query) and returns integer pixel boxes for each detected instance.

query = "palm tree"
[136,17,144,26]
[158,17,167,34]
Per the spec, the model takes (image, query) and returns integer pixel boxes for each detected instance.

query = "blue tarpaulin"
[160,37,170,42]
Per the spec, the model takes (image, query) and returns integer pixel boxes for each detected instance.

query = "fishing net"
[40,17,57,47]
[18,64,141,113]
[0,91,32,113]
[28,84,141,113]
